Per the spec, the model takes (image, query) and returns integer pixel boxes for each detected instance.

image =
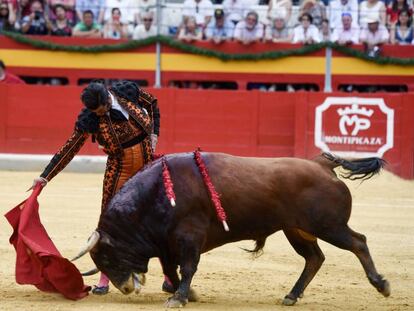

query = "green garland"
[2,30,414,66]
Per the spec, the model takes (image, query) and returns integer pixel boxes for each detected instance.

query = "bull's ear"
[99,232,114,247]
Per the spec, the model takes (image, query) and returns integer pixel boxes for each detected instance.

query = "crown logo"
[337,104,374,117]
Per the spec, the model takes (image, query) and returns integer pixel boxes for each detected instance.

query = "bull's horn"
[81,268,99,276]
[71,231,100,261]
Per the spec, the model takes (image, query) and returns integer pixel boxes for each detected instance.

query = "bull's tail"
[240,237,266,258]
[315,152,386,181]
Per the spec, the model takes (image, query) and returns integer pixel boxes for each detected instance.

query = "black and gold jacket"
[40,85,160,182]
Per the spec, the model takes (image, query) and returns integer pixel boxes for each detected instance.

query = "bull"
[74,152,390,307]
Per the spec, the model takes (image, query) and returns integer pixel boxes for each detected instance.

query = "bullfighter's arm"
[40,129,89,182]
[139,89,160,136]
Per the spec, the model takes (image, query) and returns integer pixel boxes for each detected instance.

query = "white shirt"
[222,0,248,23]
[104,0,137,23]
[329,0,359,29]
[182,0,214,25]
[109,92,129,119]
[359,24,389,45]
[233,20,264,41]
[359,0,385,28]
[331,26,360,43]
[132,24,157,39]
[292,24,321,43]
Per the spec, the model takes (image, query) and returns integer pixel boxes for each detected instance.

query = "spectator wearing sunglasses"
[132,11,156,39]
[233,11,264,44]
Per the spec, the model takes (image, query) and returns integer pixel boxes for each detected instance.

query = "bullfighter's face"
[89,233,149,295]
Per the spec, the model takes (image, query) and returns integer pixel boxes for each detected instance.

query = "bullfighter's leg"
[318,225,390,297]
[282,228,325,306]
[165,232,204,308]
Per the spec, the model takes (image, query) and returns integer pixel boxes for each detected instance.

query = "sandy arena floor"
[0,169,413,311]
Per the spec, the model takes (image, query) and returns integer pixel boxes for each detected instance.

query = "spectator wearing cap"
[390,9,413,44]
[205,8,235,44]
[135,0,156,25]
[0,60,25,84]
[103,7,129,39]
[329,0,359,31]
[292,12,321,43]
[178,16,203,42]
[265,13,292,42]
[182,0,214,30]
[331,12,360,44]
[132,11,157,39]
[360,15,389,55]
[359,0,386,29]
[73,10,101,37]
[50,4,73,36]
[76,0,105,24]
[233,11,264,44]
[222,0,248,26]
[20,0,50,35]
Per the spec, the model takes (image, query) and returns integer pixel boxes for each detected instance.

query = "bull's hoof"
[380,280,391,297]
[282,295,297,306]
[188,288,199,302]
[165,293,188,308]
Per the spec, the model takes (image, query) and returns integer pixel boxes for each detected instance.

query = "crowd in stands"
[0,0,413,89]
[0,0,413,51]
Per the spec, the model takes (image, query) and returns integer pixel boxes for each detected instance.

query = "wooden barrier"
[0,84,413,178]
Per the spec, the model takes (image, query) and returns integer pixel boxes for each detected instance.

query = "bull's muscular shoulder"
[110,80,140,104]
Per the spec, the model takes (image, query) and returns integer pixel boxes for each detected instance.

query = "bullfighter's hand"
[28,177,48,191]
[151,134,158,153]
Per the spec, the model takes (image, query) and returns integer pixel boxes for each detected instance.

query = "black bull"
[80,152,390,307]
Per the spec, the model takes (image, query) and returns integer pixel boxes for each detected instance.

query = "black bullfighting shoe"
[162,280,175,294]
[92,285,109,295]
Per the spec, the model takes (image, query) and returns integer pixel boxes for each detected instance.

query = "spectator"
[47,0,76,24]
[5,0,17,25]
[72,10,101,38]
[233,11,264,44]
[267,0,292,25]
[222,0,248,26]
[386,0,412,27]
[135,0,156,24]
[205,8,235,43]
[103,7,129,39]
[359,0,386,29]
[329,0,359,31]
[132,11,156,39]
[103,0,136,25]
[18,0,42,18]
[20,0,50,35]
[360,15,389,56]
[178,16,203,42]
[300,0,326,29]
[50,4,72,36]
[320,18,330,41]
[0,60,25,84]
[182,0,214,30]
[331,12,360,44]
[265,13,293,42]
[76,0,104,24]
[292,12,321,43]
[0,2,15,31]
[390,9,413,44]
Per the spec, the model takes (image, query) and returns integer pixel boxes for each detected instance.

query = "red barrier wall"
[0,85,413,178]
